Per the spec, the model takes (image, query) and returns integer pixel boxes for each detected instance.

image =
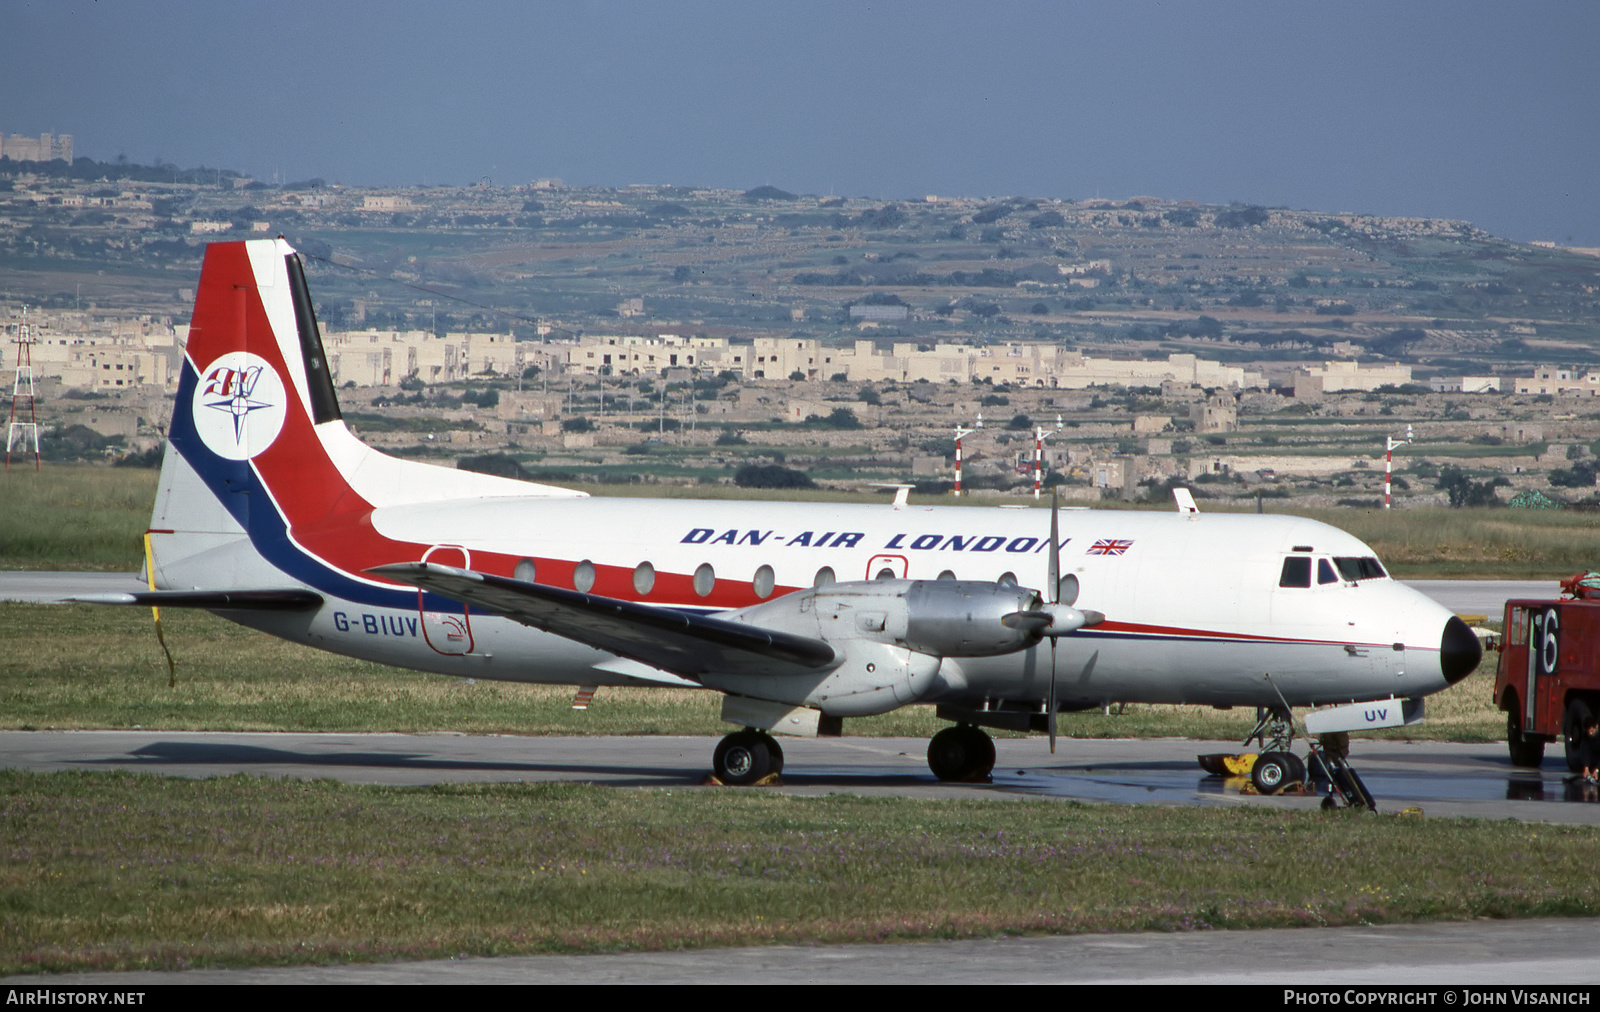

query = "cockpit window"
[1279,557,1311,588]
[1318,559,1338,585]
[1334,557,1387,582]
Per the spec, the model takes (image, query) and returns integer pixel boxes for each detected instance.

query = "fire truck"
[1494,577,1600,769]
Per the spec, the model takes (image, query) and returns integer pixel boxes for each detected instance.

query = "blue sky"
[5,0,1596,243]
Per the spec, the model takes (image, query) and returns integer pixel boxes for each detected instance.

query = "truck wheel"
[1508,710,1546,768]
[1563,700,1593,774]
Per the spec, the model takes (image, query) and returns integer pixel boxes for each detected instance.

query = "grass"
[0,465,158,571]
[0,603,1504,741]
[4,773,1598,975]
[1286,506,1600,579]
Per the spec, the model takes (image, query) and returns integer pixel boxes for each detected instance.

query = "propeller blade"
[1048,636,1058,754]
[1047,488,1061,754]
[1048,488,1061,604]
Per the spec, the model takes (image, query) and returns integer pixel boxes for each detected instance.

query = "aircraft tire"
[927,725,995,782]
[714,730,775,786]
[767,735,785,774]
[1507,710,1546,768]
[1251,751,1297,795]
[1284,752,1307,787]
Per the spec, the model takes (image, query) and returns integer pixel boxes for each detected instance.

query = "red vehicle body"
[1494,597,1600,769]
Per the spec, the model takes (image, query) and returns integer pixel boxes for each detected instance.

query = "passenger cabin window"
[1279,557,1312,588]
[752,564,776,599]
[1318,559,1338,585]
[573,560,596,593]
[1333,557,1387,582]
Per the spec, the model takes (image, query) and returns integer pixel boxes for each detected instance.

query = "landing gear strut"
[928,724,996,782]
[712,729,784,786]
[1244,705,1296,754]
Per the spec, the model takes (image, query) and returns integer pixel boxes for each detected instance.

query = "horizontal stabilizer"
[68,589,323,610]
[368,562,837,680]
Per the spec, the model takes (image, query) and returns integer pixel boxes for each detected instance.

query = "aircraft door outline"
[867,554,908,581]
[420,544,475,655]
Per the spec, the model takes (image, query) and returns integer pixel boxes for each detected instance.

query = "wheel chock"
[700,772,784,787]
[1198,753,1257,776]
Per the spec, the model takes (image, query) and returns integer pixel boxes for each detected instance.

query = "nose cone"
[1440,615,1482,685]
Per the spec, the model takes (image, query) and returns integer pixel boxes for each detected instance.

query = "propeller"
[1047,488,1060,752]
[999,489,1104,752]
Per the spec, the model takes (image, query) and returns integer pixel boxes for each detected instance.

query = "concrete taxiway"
[12,917,1600,985]
[5,729,1599,823]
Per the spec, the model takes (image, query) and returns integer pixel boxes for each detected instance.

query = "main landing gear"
[927,724,996,783]
[710,729,785,786]
[710,724,997,786]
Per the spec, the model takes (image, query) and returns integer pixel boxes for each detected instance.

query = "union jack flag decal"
[1086,539,1134,556]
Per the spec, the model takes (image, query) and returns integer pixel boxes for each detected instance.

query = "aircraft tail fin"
[148,239,580,591]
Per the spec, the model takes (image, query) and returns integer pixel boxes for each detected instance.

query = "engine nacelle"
[709,579,1048,716]
[900,580,1048,657]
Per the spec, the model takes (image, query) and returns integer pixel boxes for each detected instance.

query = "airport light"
[1385,424,1414,510]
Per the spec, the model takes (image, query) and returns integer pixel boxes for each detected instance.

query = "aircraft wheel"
[713,730,775,786]
[1507,710,1546,768]
[1251,751,1299,795]
[927,725,995,782]
[1283,752,1307,786]
[767,735,785,774]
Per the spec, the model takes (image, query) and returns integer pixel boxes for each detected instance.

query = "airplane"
[78,238,1482,787]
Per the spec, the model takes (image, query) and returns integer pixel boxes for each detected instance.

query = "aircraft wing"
[368,562,838,681]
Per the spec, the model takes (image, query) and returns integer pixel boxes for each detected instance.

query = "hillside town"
[4,149,1600,508]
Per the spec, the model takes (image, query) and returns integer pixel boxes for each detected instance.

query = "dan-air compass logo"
[191,352,287,460]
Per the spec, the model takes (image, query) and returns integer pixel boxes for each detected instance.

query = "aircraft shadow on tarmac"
[89,740,938,790]
[89,741,693,786]
[82,741,994,791]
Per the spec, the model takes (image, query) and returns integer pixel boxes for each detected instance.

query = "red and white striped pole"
[1033,427,1043,498]
[955,436,963,497]
[953,418,980,497]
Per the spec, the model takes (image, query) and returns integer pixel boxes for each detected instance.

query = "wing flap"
[368,562,837,681]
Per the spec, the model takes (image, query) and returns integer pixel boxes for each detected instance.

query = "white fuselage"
[204,490,1460,711]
